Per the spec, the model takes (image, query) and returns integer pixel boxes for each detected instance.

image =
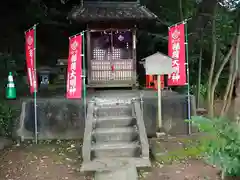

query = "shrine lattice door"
[88,30,136,87]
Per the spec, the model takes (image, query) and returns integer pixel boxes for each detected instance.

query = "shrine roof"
[68,1,157,22]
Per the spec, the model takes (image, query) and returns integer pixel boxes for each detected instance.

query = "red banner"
[25,28,38,93]
[66,35,82,99]
[168,23,186,86]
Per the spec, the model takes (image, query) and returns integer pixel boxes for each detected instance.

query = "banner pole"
[184,20,191,134]
[81,32,87,119]
[33,25,38,144]
[168,17,192,29]
[25,23,39,34]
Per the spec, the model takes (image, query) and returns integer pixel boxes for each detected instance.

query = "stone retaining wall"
[16,90,197,140]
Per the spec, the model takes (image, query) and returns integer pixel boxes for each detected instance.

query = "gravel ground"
[0,140,221,180]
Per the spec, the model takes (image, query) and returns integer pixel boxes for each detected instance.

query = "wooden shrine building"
[68,0,157,88]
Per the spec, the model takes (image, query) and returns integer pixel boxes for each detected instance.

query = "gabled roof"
[68,1,157,23]
[140,52,172,64]
[141,52,173,75]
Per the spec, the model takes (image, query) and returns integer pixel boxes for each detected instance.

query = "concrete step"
[94,116,136,128]
[92,127,139,142]
[81,157,151,171]
[96,102,131,107]
[82,98,151,173]
[94,166,138,180]
[96,105,132,117]
[91,142,141,158]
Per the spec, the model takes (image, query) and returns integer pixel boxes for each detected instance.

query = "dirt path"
[0,140,220,180]
[143,160,219,180]
[0,141,91,180]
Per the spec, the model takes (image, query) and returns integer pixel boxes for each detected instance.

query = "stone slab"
[93,127,138,142]
[94,166,138,180]
[81,157,151,172]
[92,142,140,158]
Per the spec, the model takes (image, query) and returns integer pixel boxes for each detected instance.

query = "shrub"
[0,102,16,137]
[189,116,240,178]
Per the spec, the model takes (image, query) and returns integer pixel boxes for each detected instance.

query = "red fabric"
[168,23,186,86]
[25,28,38,93]
[66,35,83,99]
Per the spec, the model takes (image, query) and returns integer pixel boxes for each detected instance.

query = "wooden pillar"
[132,27,137,86]
[86,25,91,85]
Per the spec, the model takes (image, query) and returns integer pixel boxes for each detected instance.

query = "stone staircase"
[81,95,151,179]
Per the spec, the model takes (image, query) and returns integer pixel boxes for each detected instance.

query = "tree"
[206,5,240,117]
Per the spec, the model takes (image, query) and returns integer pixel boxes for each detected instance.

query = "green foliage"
[0,102,17,137]
[191,84,208,100]
[189,116,240,176]
[155,143,203,164]
[215,8,236,47]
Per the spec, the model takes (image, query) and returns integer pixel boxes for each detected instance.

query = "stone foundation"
[16,90,197,140]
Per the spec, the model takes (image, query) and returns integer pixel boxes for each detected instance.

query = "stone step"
[95,102,132,107]
[82,98,151,173]
[96,105,132,117]
[92,127,139,142]
[94,116,135,128]
[91,141,141,158]
[94,166,138,180]
[81,157,151,172]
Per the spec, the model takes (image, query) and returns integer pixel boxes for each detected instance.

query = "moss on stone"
[155,146,203,164]
[152,136,204,164]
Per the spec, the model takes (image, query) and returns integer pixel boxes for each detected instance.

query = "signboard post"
[144,52,173,130]
[157,75,162,127]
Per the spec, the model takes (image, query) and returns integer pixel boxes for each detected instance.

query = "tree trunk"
[197,30,204,108]
[221,22,240,116]
[207,5,217,118]
[207,4,238,118]
[220,56,235,116]
[210,45,234,116]
[224,71,237,116]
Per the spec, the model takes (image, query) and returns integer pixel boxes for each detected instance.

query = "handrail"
[132,99,149,158]
[82,100,95,162]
